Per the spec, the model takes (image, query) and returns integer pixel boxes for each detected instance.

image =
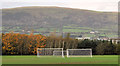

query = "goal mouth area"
[37,48,63,49]
[37,55,64,57]
[67,49,92,50]
[67,55,92,57]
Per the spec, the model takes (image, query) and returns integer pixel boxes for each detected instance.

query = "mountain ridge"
[2,6,118,37]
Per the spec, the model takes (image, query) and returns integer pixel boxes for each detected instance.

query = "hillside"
[2,6,118,37]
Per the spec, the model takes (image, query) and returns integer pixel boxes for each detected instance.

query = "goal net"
[37,48,64,57]
[66,49,92,57]
[53,51,66,56]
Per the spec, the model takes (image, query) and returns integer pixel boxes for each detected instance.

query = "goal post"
[66,49,92,57]
[37,48,64,57]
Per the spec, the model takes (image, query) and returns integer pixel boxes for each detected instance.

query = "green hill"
[2,6,118,37]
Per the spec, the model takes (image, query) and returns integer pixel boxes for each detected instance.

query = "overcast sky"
[0,0,119,12]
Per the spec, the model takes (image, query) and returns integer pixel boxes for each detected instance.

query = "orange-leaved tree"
[2,32,46,55]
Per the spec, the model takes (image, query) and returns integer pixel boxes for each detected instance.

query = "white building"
[75,37,91,40]
[111,38,120,44]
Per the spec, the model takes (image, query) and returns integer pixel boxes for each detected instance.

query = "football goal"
[37,48,64,57]
[66,49,92,57]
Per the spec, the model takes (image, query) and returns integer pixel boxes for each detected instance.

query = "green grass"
[84,34,95,37]
[63,26,93,30]
[2,55,118,64]
[63,29,90,32]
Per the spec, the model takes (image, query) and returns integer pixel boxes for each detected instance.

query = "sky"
[0,0,120,12]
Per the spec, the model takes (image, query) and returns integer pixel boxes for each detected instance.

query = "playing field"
[2,55,118,64]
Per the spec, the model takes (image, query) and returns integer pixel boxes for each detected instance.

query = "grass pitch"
[2,55,118,64]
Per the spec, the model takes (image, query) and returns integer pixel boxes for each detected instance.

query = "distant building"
[75,37,84,40]
[75,37,91,40]
[90,30,98,34]
[84,37,91,39]
[90,31,95,34]
[111,38,120,44]
[98,36,109,40]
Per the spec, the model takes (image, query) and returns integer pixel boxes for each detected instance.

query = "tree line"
[46,32,120,55]
[2,32,120,55]
[2,32,46,55]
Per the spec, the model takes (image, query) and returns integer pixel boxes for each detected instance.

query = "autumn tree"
[2,32,46,55]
